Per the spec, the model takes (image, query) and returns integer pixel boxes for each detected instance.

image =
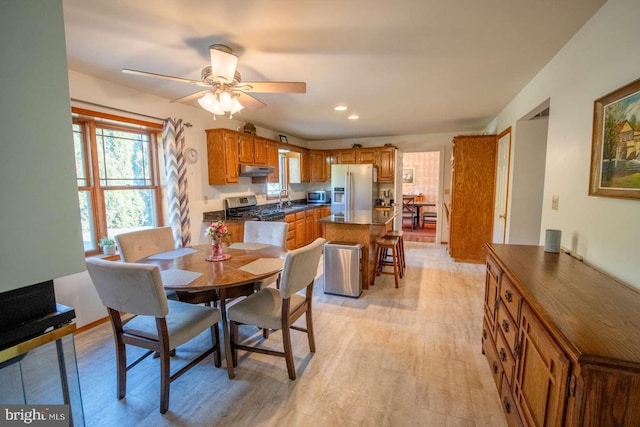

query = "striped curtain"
[162,118,190,247]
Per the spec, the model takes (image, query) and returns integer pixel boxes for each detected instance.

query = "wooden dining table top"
[137,244,287,291]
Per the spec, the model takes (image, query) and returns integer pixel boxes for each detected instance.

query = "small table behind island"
[319,208,398,289]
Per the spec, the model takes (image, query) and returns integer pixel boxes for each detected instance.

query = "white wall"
[486,0,640,288]
[508,118,548,244]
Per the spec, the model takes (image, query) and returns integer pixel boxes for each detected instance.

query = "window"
[71,108,164,255]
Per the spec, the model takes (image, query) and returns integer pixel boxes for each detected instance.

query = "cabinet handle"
[503,397,511,413]
[492,362,499,374]
[502,320,510,333]
[499,348,507,362]
[482,329,488,340]
[504,290,513,303]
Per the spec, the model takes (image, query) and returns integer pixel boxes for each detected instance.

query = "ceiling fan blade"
[170,90,210,104]
[237,92,267,110]
[122,68,209,87]
[241,81,306,94]
[209,44,238,83]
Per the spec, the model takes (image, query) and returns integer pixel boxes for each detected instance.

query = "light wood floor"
[74,242,507,427]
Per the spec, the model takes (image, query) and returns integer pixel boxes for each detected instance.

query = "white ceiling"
[62,0,606,141]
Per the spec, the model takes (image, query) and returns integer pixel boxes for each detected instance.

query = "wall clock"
[186,147,199,164]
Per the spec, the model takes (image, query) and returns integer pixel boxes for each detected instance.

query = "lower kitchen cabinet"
[483,244,640,427]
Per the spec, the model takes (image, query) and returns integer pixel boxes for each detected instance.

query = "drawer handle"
[499,348,507,362]
[482,329,488,340]
[492,361,499,374]
[503,397,511,413]
[502,320,510,333]
[504,290,513,303]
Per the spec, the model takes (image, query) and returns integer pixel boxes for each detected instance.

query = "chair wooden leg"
[262,328,270,339]
[306,308,316,353]
[115,336,127,400]
[282,327,296,380]
[230,321,239,367]
[159,347,170,414]
[211,324,221,368]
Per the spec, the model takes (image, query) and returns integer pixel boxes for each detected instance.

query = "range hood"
[239,164,275,176]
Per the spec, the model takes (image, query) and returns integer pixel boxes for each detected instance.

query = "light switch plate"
[552,195,559,210]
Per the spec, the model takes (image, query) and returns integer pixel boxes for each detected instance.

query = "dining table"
[137,243,287,379]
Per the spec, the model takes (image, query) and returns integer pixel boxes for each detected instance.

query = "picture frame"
[402,167,415,184]
[279,134,288,144]
[589,77,640,200]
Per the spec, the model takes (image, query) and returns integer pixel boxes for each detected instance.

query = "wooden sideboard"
[482,244,640,427]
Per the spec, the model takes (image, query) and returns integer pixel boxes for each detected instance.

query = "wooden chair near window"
[85,258,222,414]
[402,196,418,229]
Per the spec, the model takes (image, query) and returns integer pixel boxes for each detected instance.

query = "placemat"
[148,247,197,260]
[160,269,202,287]
[228,242,271,251]
[239,258,284,276]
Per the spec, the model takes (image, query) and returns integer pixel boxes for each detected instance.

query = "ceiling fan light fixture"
[209,44,238,83]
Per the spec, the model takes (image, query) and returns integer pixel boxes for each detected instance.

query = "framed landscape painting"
[589,77,640,200]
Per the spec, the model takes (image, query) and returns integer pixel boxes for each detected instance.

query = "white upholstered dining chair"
[243,221,289,290]
[85,258,221,414]
[228,237,325,380]
[115,227,218,305]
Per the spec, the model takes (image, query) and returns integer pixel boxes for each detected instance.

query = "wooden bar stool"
[372,235,401,288]
[385,230,405,272]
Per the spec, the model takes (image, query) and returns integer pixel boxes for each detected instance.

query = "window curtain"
[162,118,190,247]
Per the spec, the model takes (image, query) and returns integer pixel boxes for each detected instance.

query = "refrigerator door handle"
[345,171,350,211]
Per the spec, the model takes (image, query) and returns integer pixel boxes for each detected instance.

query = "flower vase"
[206,239,230,262]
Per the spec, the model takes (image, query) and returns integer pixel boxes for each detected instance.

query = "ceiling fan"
[122,44,306,117]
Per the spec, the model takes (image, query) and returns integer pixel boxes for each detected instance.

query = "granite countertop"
[319,208,399,226]
[203,202,331,223]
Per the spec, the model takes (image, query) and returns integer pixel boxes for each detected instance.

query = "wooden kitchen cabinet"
[310,151,326,182]
[294,211,306,248]
[301,149,310,182]
[305,209,315,244]
[238,134,267,165]
[266,140,279,183]
[376,147,395,182]
[336,149,356,164]
[449,135,497,263]
[285,213,296,250]
[356,148,376,164]
[206,128,239,184]
[224,221,244,244]
[483,244,640,427]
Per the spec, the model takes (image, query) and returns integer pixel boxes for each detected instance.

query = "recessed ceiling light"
[334,105,347,111]
[348,114,359,120]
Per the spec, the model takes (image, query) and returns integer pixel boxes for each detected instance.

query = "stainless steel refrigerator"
[331,164,378,214]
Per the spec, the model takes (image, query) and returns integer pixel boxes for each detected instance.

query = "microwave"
[307,191,328,203]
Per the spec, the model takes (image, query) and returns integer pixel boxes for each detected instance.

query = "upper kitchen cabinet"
[310,151,327,182]
[336,149,356,164]
[356,148,376,164]
[449,134,497,262]
[376,147,395,182]
[206,128,239,184]
[301,149,310,182]
[266,140,279,183]
[238,134,267,165]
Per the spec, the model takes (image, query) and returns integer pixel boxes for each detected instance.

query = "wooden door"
[337,149,356,164]
[301,149,310,182]
[254,136,267,165]
[267,141,279,183]
[485,255,501,337]
[224,131,239,183]
[493,127,511,244]
[295,213,306,248]
[305,210,314,244]
[310,151,326,182]
[357,148,376,164]
[377,148,395,182]
[238,133,254,163]
[514,304,569,427]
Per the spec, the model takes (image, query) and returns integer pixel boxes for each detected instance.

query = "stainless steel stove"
[225,195,285,221]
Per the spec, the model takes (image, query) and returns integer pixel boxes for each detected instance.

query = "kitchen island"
[319,208,398,289]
